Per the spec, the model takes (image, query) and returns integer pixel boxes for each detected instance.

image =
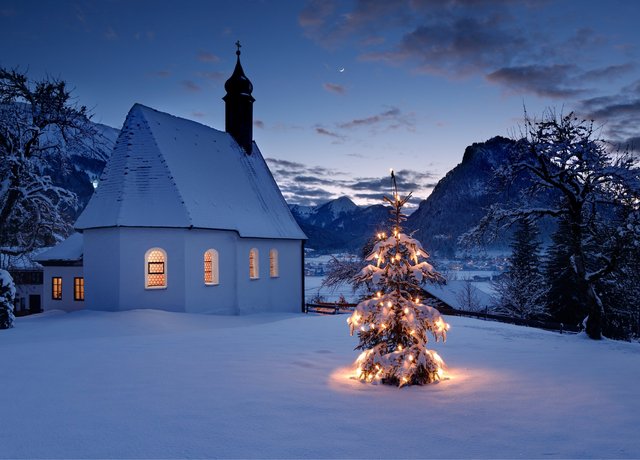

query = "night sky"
[2,0,639,207]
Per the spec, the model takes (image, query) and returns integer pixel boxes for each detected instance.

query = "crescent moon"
[339,67,345,73]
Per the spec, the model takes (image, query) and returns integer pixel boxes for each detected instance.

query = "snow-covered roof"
[423,279,494,311]
[33,233,83,263]
[75,104,306,240]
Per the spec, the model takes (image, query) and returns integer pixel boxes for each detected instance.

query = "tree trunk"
[584,283,603,340]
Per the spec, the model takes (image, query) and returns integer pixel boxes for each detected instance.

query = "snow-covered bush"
[0,269,16,329]
[347,173,448,387]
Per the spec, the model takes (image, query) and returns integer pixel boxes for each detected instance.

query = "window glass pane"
[74,277,84,301]
[249,249,258,279]
[204,251,213,284]
[147,249,166,287]
[52,277,62,300]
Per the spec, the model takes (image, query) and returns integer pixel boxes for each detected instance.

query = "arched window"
[249,248,259,279]
[204,249,219,285]
[269,249,279,278]
[145,248,167,289]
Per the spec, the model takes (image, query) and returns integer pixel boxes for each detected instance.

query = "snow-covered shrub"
[0,269,16,329]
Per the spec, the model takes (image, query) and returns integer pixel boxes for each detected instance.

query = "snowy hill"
[2,310,639,458]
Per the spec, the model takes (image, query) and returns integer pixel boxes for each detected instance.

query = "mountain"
[290,198,388,253]
[46,123,119,219]
[406,136,521,257]
[292,136,555,256]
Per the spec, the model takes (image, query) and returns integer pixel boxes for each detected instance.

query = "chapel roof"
[74,104,306,240]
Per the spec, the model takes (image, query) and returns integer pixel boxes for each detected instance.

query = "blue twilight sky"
[1,0,639,208]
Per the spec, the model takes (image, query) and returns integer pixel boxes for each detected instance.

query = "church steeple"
[223,41,255,154]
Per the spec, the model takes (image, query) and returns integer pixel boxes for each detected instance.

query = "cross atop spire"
[235,40,241,56]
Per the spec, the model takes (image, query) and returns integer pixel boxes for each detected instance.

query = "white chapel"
[35,45,307,314]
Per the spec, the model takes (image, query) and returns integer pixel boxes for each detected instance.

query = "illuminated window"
[74,277,84,301]
[52,277,62,300]
[204,249,219,285]
[269,249,279,278]
[249,248,259,279]
[145,248,167,289]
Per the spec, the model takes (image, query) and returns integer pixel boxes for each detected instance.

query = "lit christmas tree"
[347,172,449,386]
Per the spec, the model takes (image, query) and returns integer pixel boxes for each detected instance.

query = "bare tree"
[456,279,482,312]
[0,68,106,264]
[463,110,640,339]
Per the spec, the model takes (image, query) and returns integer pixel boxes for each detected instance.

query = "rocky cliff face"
[406,136,518,257]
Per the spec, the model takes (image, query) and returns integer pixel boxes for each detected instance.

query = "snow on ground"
[3,310,640,459]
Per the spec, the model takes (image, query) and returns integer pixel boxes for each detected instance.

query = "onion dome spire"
[223,41,255,154]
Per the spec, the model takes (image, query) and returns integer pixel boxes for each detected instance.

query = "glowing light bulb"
[403,308,409,314]
[397,344,403,351]
[408,355,414,361]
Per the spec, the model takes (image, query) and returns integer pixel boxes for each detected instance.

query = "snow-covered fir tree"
[347,172,449,387]
[492,218,547,319]
[0,269,16,329]
[544,217,586,327]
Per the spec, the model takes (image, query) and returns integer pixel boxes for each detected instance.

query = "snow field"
[2,310,640,458]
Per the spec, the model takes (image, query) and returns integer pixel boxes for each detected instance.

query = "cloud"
[487,63,636,99]
[337,106,414,131]
[298,0,336,29]
[486,65,587,99]
[192,111,206,118]
[581,63,635,82]
[150,70,171,78]
[323,82,346,94]
[315,126,346,142]
[254,120,265,129]
[197,71,225,81]
[266,157,437,207]
[299,0,635,104]
[198,51,220,63]
[577,80,640,150]
[104,26,118,41]
[363,15,526,76]
[182,80,202,92]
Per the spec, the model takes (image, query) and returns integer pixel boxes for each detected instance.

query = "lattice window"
[204,249,219,285]
[269,249,279,278]
[249,248,259,279]
[146,248,167,288]
[74,277,84,301]
[52,277,62,300]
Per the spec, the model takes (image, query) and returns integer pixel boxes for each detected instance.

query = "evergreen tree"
[493,218,547,319]
[347,172,448,387]
[0,269,16,329]
[544,218,586,326]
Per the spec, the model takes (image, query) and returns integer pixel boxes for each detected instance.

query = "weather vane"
[235,40,241,56]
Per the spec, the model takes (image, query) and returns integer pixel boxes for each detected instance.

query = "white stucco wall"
[235,238,303,314]
[41,265,85,312]
[82,227,303,314]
